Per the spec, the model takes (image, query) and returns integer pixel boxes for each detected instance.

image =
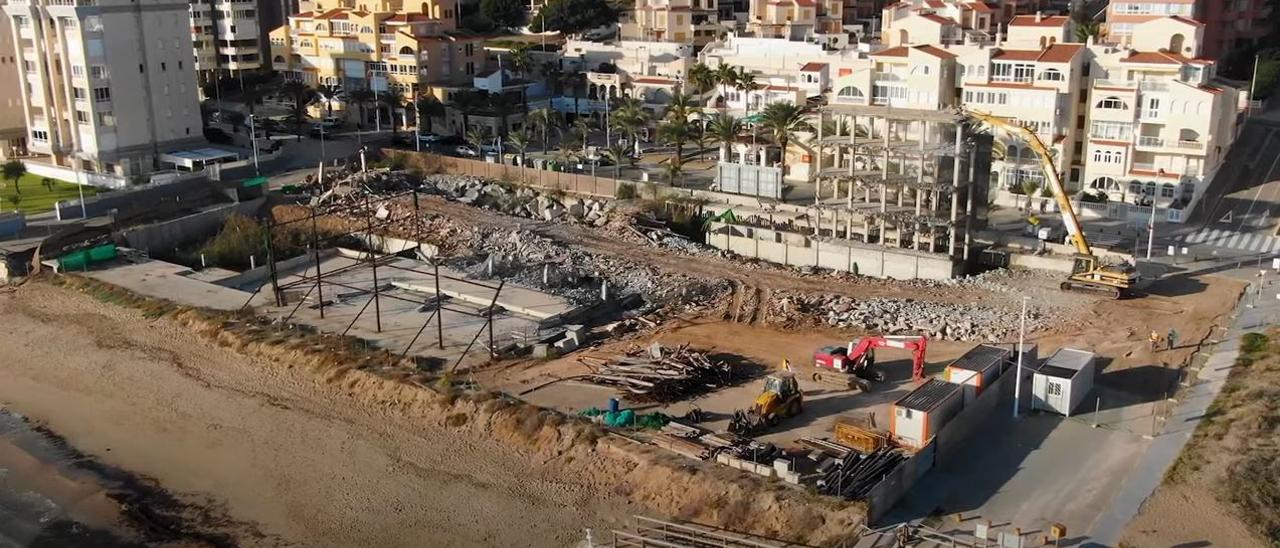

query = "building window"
[1090,121,1132,141]
[161,62,167,71]
[1091,149,1122,164]
[90,65,107,78]
[71,65,85,77]
[72,87,87,100]
[1160,183,1175,198]
[992,62,1033,83]
[32,130,48,141]
[1040,69,1063,81]
[93,87,111,102]
[97,111,115,126]
[75,111,90,124]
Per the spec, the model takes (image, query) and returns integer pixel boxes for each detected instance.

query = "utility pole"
[1013,296,1028,418]
[249,114,260,175]
[1146,199,1156,259]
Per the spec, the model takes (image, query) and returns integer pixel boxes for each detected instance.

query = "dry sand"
[0,282,641,546]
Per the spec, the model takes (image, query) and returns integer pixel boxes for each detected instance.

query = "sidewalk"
[1087,266,1278,544]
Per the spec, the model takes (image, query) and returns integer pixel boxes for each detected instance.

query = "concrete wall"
[119,198,265,254]
[351,232,439,258]
[55,177,223,221]
[715,162,783,199]
[706,223,960,280]
[213,250,334,290]
[866,442,935,524]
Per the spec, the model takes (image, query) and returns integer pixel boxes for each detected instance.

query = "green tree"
[316,84,344,119]
[606,141,630,178]
[663,160,684,186]
[347,87,376,129]
[528,107,560,153]
[1,160,25,195]
[688,63,716,95]
[757,102,811,177]
[610,97,649,157]
[280,80,316,138]
[1021,178,1040,210]
[481,0,526,28]
[507,43,532,78]
[507,129,531,165]
[415,94,446,134]
[450,89,488,135]
[378,88,406,137]
[530,0,618,35]
[1074,21,1100,42]
[708,113,742,163]
[466,127,491,156]
[714,64,737,102]
[657,118,692,174]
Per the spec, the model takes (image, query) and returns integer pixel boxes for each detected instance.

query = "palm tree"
[688,63,716,96]
[757,102,811,177]
[465,126,490,156]
[572,116,593,152]
[415,94,445,135]
[316,84,344,119]
[507,43,532,78]
[507,129,531,165]
[378,88,406,137]
[714,63,737,104]
[657,117,692,172]
[1075,21,1100,42]
[450,89,487,136]
[242,84,267,118]
[610,97,649,157]
[1020,178,1039,211]
[489,92,521,139]
[606,141,630,178]
[560,69,585,116]
[528,107,559,153]
[663,160,684,186]
[708,113,742,163]
[821,117,852,138]
[665,87,696,123]
[1,160,26,195]
[280,80,316,138]
[347,87,376,130]
[734,68,761,115]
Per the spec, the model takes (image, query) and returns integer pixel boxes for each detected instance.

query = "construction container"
[890,379,964,450]
[1031,348,1096,417]
[943,344,1012,403]
[833,414,889,454]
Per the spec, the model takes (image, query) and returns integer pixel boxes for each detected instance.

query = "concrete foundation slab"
[84,260,253,311]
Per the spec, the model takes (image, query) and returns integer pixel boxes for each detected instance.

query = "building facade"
[3,0,204,176]
[620,0,722,45]
[190,0,265,88]
[0,14,27,159]
[268,0,486,102]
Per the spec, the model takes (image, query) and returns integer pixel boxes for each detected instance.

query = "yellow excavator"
[965,109,1139,299]
[729,371,803,436]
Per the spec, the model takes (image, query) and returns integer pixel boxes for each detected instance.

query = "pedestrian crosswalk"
[1179,227,1280,253]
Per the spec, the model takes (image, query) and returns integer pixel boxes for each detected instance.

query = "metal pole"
[249,114,260,175]
[311,207,325,319]
[1146,200,1156,260]
[1013,296,1027,418]
[265,219,283,306]
[434,260,445,349]
[1250,53,1261,116]
[366,197,382,333]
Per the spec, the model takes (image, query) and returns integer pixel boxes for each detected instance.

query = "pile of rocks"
[421,174,614,226]
[769,292,1047,342]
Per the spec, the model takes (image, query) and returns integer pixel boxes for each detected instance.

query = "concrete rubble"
[767,291,1047,342]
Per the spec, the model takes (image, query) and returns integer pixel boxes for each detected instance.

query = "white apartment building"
[0,14,27,159]
[190,0,264,87]
[1081,16,1239,215]
[3,0,204,177]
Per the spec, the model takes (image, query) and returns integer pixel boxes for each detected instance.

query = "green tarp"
[241,176,269,188]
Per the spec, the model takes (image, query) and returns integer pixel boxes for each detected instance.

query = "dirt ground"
[0,282,641,547]
[1122,482,1260,547]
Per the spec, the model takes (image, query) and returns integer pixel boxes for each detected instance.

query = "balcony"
[1131,162,1156,172]
[379,33,396,43]
[1173,139,1205,151]
[1136,136,1164,147]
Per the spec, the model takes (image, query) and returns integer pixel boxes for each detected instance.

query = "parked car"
[416,133,443,143]
[455,145,478,157]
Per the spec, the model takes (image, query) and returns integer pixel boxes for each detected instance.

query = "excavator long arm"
[846,335,929,382]
[963,109,1093,257]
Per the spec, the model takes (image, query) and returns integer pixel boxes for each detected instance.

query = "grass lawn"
[0,173,98,214]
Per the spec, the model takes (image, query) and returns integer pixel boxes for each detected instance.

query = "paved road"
[1087,260,1280,545]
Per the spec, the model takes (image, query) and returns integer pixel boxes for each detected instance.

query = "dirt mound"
[48,274,865,545]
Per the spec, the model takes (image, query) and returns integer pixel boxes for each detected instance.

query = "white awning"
[159,148,240,169]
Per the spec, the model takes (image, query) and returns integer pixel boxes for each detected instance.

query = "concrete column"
[916,120,926,217]
[950,123,964,257]
[815,109,824,205]
[963,123,976,260]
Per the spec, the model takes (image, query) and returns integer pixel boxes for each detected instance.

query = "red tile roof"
[800,62,828,71]
[965,2,994,13]
[1168,15,1204,26]
[1009,14,1068,27]
[765,85,799,91]
[873,46,910,57]
[1037,43,1083,63]
[1091,140,1130,147]
[992,49,1041,61]
[917,13,956,25]
[1121,51,1186,65]
[967,82,1053,90]
[914,44,957,59]
[633,77,676,85]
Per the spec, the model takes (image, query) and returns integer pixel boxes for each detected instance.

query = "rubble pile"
[579,343,747,403]
[420,174,616,227]
[767,292,1047,342]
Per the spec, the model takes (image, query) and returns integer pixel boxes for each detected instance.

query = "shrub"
[1242,332,1270,355]
[616,182,637,199]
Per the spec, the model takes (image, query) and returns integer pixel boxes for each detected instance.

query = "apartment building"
[747,0,844,41]
[1103,0,1195,45]
[190,0,264,87]
[0,15,26,159]
[1198,0,1270,60]
[3,0,204,177]
[268,0,485,102]
[1081,16,1239,214]
[619,0,722,45]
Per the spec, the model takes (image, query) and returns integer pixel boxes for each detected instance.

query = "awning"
[742,113,764,124]
[242,176,268,188]
[159,148,240,169]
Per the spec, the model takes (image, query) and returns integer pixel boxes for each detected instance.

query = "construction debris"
[768,291,1047,342]
[816,447,909,500]
[578,343,745,403]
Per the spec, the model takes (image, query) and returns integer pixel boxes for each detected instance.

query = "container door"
[1047,379,1065,413]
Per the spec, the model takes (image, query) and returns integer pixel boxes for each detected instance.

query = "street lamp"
[1013,296,1029,418]
[249,114,260,175]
